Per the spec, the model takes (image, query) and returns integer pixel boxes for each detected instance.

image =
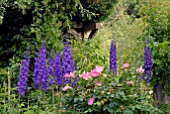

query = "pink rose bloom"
[87,72,93,79]
[62,85,72,91]
[122,63,129,69]
[89,70,99,78]
[70,72,76,78]
[79,73,89,80]
[64,73,70,78]
[82,75,89,80]
[136,67,144,73]
[126,81,133,85]
[95,81,102,86]
[95,66,104,73]
[88,98,94,105]
[79,73,85,78]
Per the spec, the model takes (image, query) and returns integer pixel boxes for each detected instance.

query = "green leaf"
[108,108,114,113]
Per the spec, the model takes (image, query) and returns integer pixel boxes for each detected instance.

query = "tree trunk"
[154,84,170,113]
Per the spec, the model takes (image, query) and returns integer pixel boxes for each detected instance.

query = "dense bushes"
[0,0,118,67]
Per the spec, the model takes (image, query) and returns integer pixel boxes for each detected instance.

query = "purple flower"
[33,43,48,92]
[110,40,117,75]
[17,50,30,95]
[62,43,75,74]
[62,43,75,84]
[141,40,152,82]
[53,53,64,85]
[47,57,54,76]
[49,79,54,85]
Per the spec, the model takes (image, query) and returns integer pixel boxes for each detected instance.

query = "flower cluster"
[47,56,55,85]
[141,44,152,82]
[62,43,75,84]
[33,43,48,92]
[88,98,95,106]
[122,63,129,69]
[64,72,76,78]
[53,53,64,85]
[62,43,75,74]
[17,50,30,95]
[136,67,144,74]
[79,66,104,80]
[110,41,117,75]
[62,85,72,91]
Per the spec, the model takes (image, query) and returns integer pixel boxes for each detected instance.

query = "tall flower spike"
[62,42,75,74]
[62,42,75,84]
[33,43,48,92]
[17,49,30,95]
[47,57,55,85]
[110,34,117,75]
[141,38,152,82]
[53,53,64,85]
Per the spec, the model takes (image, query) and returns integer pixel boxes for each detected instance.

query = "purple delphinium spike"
[53,53,64,85]
[47,57,54,76]
[141,39,152,82]
[33,43,48,92]
[109,36,117,75]
[62,43,75,84]
[17,50,30,96]
[47,57,55,86]
[62,42,75,74]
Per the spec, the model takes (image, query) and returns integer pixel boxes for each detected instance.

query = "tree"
[0,0,118,67]
[135,0,170,109]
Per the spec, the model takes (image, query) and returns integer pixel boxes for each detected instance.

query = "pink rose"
[95,81,102,86]
[62,85,72,91]
[64,73,70,78]
[70,72,76,78]
[136,67,144,73]
[126,81,133,85]
[79,73,89,80]
[95,66,104,73]
[122,63,129,69]
[88,98,94,105]
[89,70,99,78]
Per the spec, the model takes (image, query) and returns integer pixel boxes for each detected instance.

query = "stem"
[8,68,10,100]
[56,86,60,114]
[4,82,6,113]
[8,68,11,109]
[52,86,54,107]
[18,93,20,114]
[27,96,30,109]
[38,89,42,110]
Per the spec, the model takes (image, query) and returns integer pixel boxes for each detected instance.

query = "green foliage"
[59,66,162,114]
[138,0,170,94]
[78,0,118,22]
[151,41,170,94]
[71,39,107,72]
[0,0,118,68]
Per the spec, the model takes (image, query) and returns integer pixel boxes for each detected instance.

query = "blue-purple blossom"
[62,43,75,74]
[53,53,64,85]
[49,79,54,85]
[47,56,55,86]
[62,43,75,84]
[17,50,30,95]
[33,43,48,92]
[110,41,117,75]
[141,42,152,82]
[47,57,54,76]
